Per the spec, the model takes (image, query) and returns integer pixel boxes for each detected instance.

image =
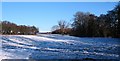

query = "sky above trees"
[2,2,117,32]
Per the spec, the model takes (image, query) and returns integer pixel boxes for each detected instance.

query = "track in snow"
[0,34,120,60]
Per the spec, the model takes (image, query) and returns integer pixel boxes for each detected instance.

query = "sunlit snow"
[0,34,120,60]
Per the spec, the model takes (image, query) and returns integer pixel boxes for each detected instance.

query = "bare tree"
[52,20,69,35]
[0,21,2,34]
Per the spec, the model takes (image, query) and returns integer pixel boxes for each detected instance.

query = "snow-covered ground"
[0,34,120,60]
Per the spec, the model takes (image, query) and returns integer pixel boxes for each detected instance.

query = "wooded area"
[52,2,120,38]
[0,21,39,35]
[0,2,119,37]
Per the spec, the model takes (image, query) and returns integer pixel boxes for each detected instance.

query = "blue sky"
[0,2,2,21]
[2,0,119,2]
[2,2,117,32]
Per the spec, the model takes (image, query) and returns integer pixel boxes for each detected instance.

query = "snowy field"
[0,34,120,60]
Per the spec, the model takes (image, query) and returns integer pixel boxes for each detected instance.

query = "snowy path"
[0,34,120,60]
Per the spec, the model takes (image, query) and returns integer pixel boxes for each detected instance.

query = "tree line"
[1,21,39,35]
[52,2,120,38]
